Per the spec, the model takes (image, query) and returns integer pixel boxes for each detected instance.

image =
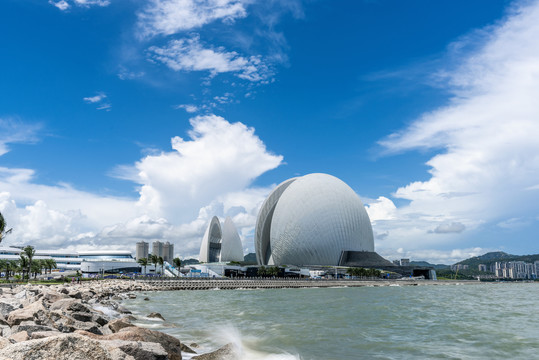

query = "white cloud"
[148,35,272,82]
[365,196,397,223]
[174,104,199,113]
[83,92,111,110]
[74,0,110,7]
[0,114,281,257]
[83,92,106,103]
[374,0,539,253]
[137,0,247,38]
[49,0,70,11]
[0,119,41,156]
[49,0,109,11]
[429,222,466,234]
[119,114,283,222]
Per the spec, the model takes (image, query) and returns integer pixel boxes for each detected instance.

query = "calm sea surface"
[122,282,539,359]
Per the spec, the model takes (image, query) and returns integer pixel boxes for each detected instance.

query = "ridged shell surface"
[267,173,374,266]
[221,216,244,262]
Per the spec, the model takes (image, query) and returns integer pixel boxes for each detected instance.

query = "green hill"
[409,261,449,270]
[242,252,257,265]
[455,251,539,267]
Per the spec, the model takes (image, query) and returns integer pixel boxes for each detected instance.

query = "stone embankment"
[136,278,470,291]
[0,280,230,360]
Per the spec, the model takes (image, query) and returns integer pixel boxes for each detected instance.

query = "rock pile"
[0,281,230,360]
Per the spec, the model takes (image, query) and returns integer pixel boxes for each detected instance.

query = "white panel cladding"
[255,173,375,266]
[199,216,222,263]
[254,177,297,265]
[220,216,244,262]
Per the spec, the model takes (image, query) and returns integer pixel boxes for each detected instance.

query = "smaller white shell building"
[199,216,244,263]
[255,173,382,266]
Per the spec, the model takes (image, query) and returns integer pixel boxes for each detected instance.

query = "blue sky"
[1,0,538,263]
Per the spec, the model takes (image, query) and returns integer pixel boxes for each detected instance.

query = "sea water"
[122,282,539,359]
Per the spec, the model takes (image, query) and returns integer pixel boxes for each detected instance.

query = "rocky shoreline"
[0,280,233,360]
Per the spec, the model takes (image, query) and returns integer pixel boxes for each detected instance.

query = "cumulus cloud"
[374,0,539,254]
[0,114,281,257]
[137,0,247,38]
[365,196,397,223]
[148,36,272,82]
[117,114,283,222]
[0,119,41,156]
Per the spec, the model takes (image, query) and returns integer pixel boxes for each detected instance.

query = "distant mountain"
[409,261,450,270]
[243,253,257,265]
[455,251,539,267]
[182,258,200,265]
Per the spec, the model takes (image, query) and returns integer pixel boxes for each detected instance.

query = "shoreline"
[0,279,523,359]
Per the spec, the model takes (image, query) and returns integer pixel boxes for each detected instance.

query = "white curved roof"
[255,173,374,266]
[199,216,222,263]
[220,217,244,262]
[199,216,244,263]
[255,177,297,265]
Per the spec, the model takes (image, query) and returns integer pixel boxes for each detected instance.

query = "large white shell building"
[255,173,377,266]
[199,216,244,263]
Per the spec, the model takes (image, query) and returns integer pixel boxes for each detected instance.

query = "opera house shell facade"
[255,173,377,266]
[199,216,244,263]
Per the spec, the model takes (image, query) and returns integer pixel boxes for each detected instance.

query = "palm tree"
[137,257,148,275]
[150,254,158,274]
[0,259,6,279]
[257,266,267,277]
[172,258,181,277]
[19,255,29,280]
[31,260,42,279]
[45,259,57,274]
[158,256,164,275]
[0,212,13,244]
[4,260,16,280]
[22,246,35,282]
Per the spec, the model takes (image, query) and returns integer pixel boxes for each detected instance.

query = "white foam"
[208,324,301,360]
[92,304,120,318]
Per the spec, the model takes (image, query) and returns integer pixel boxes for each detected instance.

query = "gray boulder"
[0,333,134,360]
[103,339,168,360]
[49,298,91,313]
[7,300,47,326]
[108,318,134,333]
[0,298,23,318]
[78,326,184,360]
[147,312,165,321]
[192,343,238,360]
[29,330,63,339]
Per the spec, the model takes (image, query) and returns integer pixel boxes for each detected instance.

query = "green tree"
[172,258,181,277]
[158,256,164,275]
[45,259,57,274]
[138,257,148,275]
[257,266,267,277]
[31,260,42,279]
[3,260,16,280]
[150,254,158,274]
[19,255,29,280]
[0,212,12,244]
[22,246,36,282]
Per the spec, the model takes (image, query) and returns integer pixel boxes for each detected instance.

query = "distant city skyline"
[1,0,538,263]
